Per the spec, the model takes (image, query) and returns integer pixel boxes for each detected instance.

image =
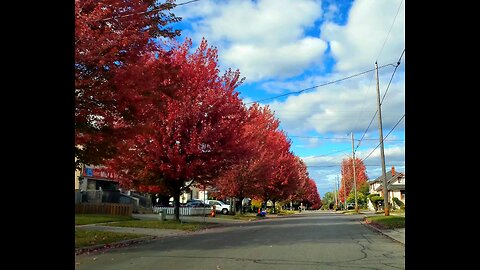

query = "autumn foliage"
[338,157,368,203]
[107,39,246,220]
[75,1,322,218]
[75,0,181,167]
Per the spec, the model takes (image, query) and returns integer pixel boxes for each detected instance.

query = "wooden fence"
[75,203,133,216]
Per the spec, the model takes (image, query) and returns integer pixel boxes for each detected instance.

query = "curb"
[75,223,228,255]
[361,221,405,246]
[75,235,157,255]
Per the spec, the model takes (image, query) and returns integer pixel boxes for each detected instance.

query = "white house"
[368,166,405,209]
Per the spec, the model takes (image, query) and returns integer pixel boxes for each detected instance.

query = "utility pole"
[375,62,389,216]
[333,181,337,210]
[337,176,341,210]
[351,132,358,213]
[342,174,346,210]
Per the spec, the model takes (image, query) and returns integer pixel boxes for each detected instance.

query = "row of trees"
[75,0,321,221]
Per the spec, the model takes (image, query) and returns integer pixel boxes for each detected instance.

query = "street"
[75,212,405,270]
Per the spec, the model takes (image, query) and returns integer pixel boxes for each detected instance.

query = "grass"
[365,215,405,229]
[75,229,145,248]
[277,210,297,215]
[103,220,214,231]
[210,213,259,221]
[75,214,136,225]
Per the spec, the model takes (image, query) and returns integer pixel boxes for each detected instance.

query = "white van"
[204,200,231,215]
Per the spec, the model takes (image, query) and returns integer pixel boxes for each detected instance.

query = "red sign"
[82,166,116,179]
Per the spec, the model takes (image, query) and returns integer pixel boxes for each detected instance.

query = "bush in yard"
[250,199,262,213]
[393,197,404,209]
[369,195,384,211]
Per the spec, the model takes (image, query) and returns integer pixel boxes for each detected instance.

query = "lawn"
[277,210,297,216]
[365,215,405,229]
[103,220,215,231]
[75,214,135,225]
[210,214,259,221]
[75,229,145,248]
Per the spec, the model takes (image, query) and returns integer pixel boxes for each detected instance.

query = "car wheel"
[222,208,228,215]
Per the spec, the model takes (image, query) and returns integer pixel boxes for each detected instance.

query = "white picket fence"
[152,206,211,216]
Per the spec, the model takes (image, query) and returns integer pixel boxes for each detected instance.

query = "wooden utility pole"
[351,132,358,213]
[334,179,338,210]
[342,174,346,210]
[337,176,341,210]
[375,62,389,216]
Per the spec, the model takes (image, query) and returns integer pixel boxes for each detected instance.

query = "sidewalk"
[132,213,252,224]
[75,214,240,255]
[362,222,405,245]
[360,212,405,245]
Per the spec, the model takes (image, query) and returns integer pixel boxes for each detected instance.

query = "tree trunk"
[173,188,181,222]
[239,196,245,214]
[272,200,276,214]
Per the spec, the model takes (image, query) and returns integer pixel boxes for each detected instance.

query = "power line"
[289,135,403,142]
[246,63,397,105]
[301,148,352,159]
[380,49,405,105]
[307,164,402,168]
[354,48,405,153]
[86,0,201,23]
[355,110,378,152]
[352,69,376,140]
[361,113,405,162]
[289,135,350,140]
[376,0,404,62]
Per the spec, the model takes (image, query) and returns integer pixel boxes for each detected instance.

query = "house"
[368,166,405,209]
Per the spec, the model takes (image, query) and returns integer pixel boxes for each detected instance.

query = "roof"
[371,168,405,191]
[372,168,403,182]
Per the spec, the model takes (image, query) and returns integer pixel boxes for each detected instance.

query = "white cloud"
[304,143,405,196]
[321,0,405,72]
[175,0,328,82]
[268,70,405,135]
[223,38,327,81]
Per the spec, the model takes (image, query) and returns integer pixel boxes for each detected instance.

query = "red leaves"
[75,0,181,166]
[109,39,246,194]
[339,157,368,202]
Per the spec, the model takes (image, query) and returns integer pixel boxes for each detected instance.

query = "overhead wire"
[361,113,405,162]
[87,0,201,23]
[288,135,403,142]
[301,148,352,159]
[354,48,405,153]
[246,63,396,105]
[307,164,402,168]
[376,0,404,62]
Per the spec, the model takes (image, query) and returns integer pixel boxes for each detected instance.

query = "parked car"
[347,203,355,210]
[205,199,231,214]
[185,200,209,208]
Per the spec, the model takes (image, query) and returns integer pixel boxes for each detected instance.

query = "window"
[400,190,405,200]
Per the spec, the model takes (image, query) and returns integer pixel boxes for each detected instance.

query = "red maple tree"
[212,104,281,213]
[255,130,306,212]
[107,39,247,221]
[338,157,368,203]
[75,0,181,167]
[301,178,322,210]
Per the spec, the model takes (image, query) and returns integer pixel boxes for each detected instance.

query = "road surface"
[75,212,404,269]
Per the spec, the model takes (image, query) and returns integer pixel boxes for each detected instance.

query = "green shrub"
[393,197,404,208]
[369,195,384,211]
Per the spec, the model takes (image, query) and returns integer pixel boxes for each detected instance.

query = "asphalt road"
[75,212,405,270]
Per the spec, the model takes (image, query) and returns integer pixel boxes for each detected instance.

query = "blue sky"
[171,0,405,198]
